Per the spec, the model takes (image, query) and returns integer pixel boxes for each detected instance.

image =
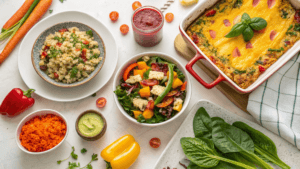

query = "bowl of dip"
[75,110,107,141]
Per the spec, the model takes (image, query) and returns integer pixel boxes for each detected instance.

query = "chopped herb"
[195,19,206,25]
[57,146,77,164]
[70,67,79,78]
[218,56,228,63]
[287,25,293,31]
[86,30,93,37]
[249,68,256,75]
[255,60,264,65]
[59,0,65,3]
[81,148,87,153]
[54,36,65,43]
[49,10,53,14]
[71,146,78,160]
[286,31,297,36]
[220,7,227,13]
[295,23,300,31]
[91,93,96,97]
[49,47,62,58]
[234,0,242,8]
[80,154,98,169]
[89,54,100,60]
[268,47,284,52]
[281,10,288,19]
[233,69,246,74]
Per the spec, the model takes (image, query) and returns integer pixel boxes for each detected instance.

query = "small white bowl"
[15,109,69,155]
[113,52,192,127]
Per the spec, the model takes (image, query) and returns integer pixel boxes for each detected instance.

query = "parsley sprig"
[57,147,78,164]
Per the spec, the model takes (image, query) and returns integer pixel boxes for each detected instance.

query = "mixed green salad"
[114,56,187,124]
[180,107,290,169]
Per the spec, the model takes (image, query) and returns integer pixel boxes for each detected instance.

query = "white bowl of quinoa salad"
[31,22,105,87]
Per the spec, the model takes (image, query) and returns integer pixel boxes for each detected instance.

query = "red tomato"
[132,1,142,11]
[259,66,265,73]
[54,72,59,79]
[151,63,168,75]
[83,40,89,45]
[44,45,50,50]
[146,100,155,110]
[166,90,179,97]
[140,79,159,86]
[76,48,81,51]
[96,97,107,108]
[205,9,216,17]
[56,42,62,47]
[295,10,300,23]
[58,28,68,33]
[165,13,174,23]
[192,33,199,44]
[109,11,119,21]
[181,81,187,91]
[42,51,48,56]
[149,138,161,148]
[156,97,174,108]
[120,24,129,35]
[81,48,87,62]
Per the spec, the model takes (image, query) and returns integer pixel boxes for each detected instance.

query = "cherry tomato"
[109,11,119,22]
[120,24,129,35]
[149,138,161,148]
[205,9,216,17]
[96,97,107,108]
[54,72,59,79]
[146,100,155,110]
[40,65,47,71]
[258,66,265,73]
[140,79,159,86]
[295,10,300,23]
[83,40,89,45]
[58,28,68,33]
[166,90,179,97]
[165,13,174,23]
[42,51,48,56]
[81,48,87,62]
[132,1,142,11]
[56,42,62,47]
[156,97,174,108]
[181,81,187,91]
[76,48,81,51]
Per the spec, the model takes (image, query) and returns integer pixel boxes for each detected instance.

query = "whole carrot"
[2,0,36,33]
[0,0,52,64]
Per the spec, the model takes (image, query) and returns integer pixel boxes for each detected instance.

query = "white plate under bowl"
[154,100,300,169]
[18,11,118,102]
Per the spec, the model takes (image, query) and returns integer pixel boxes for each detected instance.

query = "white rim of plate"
[18,10,118,102]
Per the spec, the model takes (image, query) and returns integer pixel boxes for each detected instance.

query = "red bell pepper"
[0,88,35,117]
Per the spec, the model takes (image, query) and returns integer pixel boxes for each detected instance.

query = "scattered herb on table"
[49,9,53,14]
[81,148,87,154]
[57,146,78,164]
[59,0,65,3]
[91,93,96,97]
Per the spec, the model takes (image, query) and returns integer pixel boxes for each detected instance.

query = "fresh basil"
[242,26,254,42]
[233,121,291,169]
[241,13,251,24]
[225,22,247,38]
[249,17,267,31]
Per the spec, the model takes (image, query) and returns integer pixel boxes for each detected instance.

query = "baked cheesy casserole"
[187,0,300,89]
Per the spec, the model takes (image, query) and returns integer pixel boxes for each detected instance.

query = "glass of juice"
[132,6,164,47]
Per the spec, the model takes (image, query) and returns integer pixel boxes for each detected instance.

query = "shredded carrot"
[19,114,66,152]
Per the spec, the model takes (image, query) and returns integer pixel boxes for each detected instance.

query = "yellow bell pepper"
[133,110,142,119]
[137,61,150,70]
[142,109,154,119]
[174,103,183,112]
[101,135,140,169]
[134,69,146,79]
[167,71,178,79]
[172,78,184,89]
[139,86,150,98]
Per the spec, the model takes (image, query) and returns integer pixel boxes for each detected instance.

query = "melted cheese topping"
[201,0,294,70]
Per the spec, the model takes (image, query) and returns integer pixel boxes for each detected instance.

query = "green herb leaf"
[86,30,93,37]
[49,10,53,14]
[268,47,284,52]
[249,17,267,31]
[91,153,98,161]
[233,0,243,8]
[242,26,254,42]
[233,69,246,74]
[287,25,293,31]
[57,160,62,164]
[91,93,96,97]
[86,163,93,169]
[71,147,78,160]
[225,22,247,38]
[71,67,78,78]
[59,0,64,3]
[68,162,80,169]
[105,161,112,169]
[81,148,87,153]
[241,13,251,24]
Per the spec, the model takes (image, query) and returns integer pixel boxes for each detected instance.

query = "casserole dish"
[180,0,300,93]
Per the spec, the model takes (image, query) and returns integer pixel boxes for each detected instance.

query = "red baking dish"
[179,0,300,93]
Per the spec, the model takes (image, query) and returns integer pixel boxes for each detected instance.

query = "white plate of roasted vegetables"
[154,100,300,169]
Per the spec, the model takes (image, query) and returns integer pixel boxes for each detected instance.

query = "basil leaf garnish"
[241,13,251,24]
[249,17,267,31]
[225,22,247,38]
[242,26,254,42]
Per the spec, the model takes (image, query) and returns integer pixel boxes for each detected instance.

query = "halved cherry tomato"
[156,97,174,108]
[123,63,138,81]
[81,48,87,62]
[192,33,199,44]
[76,48,81,51]
[42,51,48,56]
[165,13,174,23]
[83,40,89,45]
[205,9,216,17]
[120,24,129,35]
[96,97,107,108]
[132,1,142,11]
[140,79,159,86]
[166,90,179,97]
[259,66,265,73]
[181,81,187,91]
[58,28,68,33]
[44,45,50,50]
[146,100,154,110]
[54,72,59,79]
[56,42,62,47]
[149,138,161,148]
[109,11,119,21]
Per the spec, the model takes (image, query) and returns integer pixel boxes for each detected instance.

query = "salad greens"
[180,107,290,169]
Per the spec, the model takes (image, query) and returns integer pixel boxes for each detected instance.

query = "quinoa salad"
[38,27,102,84]
[114,56,187,124]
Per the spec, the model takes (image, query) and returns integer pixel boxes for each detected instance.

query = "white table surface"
[0,0,256,168]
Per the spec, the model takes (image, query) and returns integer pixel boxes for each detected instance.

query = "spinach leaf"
[180,137,256,169]
[188,161,241,169]
[233,121,290,169]
[211,121,273,169]
[249,17,267,31]
[193,107,212,139]
[225,22,247,38]
[242,26,254,42]
[241,13,251,24]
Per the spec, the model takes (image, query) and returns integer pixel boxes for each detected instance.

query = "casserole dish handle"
[186,52,225,89]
